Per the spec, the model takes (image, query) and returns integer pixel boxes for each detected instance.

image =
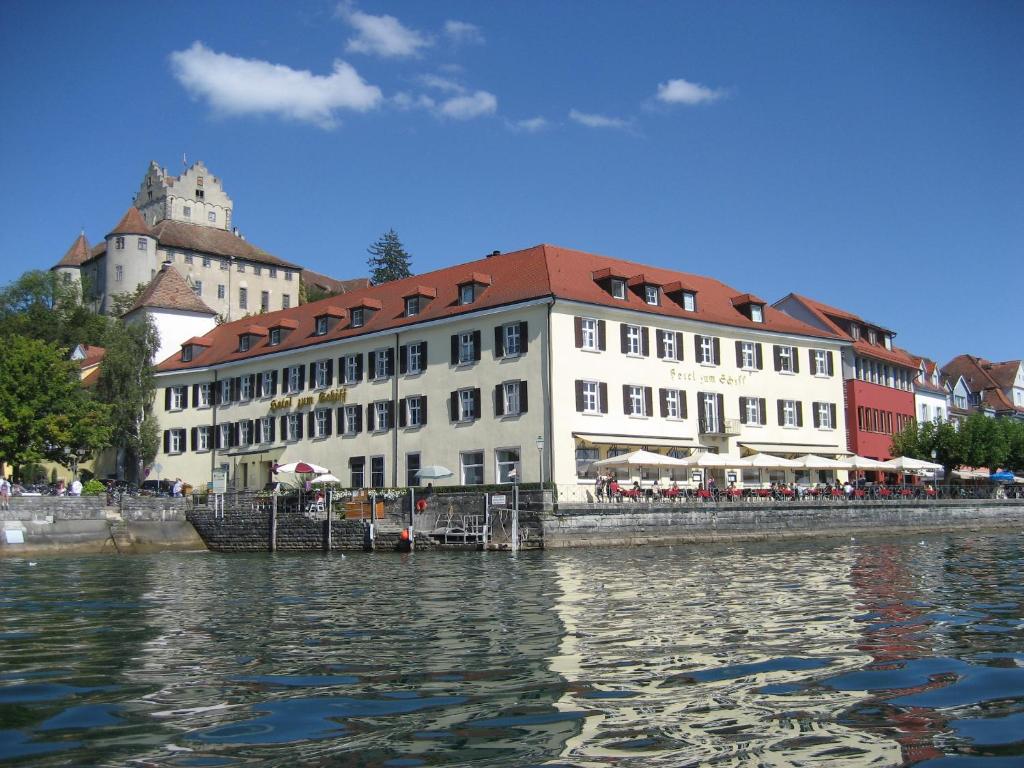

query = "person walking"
[0,476,10,511]
[172,478,184,497]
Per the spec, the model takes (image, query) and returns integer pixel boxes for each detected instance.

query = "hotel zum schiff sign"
[270,387,348,412]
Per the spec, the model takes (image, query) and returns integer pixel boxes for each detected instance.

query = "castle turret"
[133,159,233,231]
[51,232,91,296]
[104,207,156,313]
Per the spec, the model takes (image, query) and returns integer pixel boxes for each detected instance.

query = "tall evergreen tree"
[367,229,412,285]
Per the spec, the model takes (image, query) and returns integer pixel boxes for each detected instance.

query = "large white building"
[52,160,304,319]
[151,245,850,492]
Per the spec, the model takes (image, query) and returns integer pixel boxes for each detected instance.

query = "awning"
[574,432,705,449]
[738,441,852,456]
[226,446,287,461]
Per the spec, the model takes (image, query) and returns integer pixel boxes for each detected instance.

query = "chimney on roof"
[161,259,173,271]
[488,250,501,258]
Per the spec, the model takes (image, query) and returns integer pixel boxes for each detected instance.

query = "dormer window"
[406,296,421,316]
[181,346,193,363]
[884,335,892,350]
[402,287,435,317]
[730,293,767,323]
[351,307,365,328]
[460,284,475,305]
[644,285,659,305]
[239,335,250,352]
[851,324,861,340]
[269,328,281,346]
[611,279,626,300]
[315,317,329,336]
[750,305,764,323]
[868,329,877,345]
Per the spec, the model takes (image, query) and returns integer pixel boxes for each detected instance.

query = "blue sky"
[0,1,1020,366]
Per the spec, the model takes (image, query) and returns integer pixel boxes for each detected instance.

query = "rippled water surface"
[2,533,1023,767]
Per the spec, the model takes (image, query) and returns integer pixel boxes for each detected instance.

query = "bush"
[82,479,106,496]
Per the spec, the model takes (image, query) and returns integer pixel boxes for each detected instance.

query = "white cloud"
[444,20,484,45]
[568,109,630,130]
[169,41,382,129]
[419,74,465,94]
[392,91,436,110]
[438,90,497,120]
[655,78,723,105]
[337,4,432,58]
[508,116,548,133]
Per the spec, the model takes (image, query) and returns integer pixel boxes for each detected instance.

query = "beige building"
[150,245,849,494]
[52,160,302,320]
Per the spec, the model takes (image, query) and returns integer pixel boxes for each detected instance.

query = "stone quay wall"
[0,496,189,523]
[543,498,1024,548]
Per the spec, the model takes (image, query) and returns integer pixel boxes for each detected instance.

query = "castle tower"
[51,232,91,296]
[103,207,157,313]
[133,160,233,231]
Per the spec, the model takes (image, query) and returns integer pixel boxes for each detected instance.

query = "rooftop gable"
[54,233,91,269]
[125,264,217,316]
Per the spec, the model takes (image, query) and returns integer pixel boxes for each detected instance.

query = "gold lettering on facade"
[317,387,348,404]
[270,397,293,410]
[669,368,748,388]
[297,395,315,408]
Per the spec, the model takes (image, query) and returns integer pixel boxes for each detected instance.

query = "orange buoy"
[400,529,410,541]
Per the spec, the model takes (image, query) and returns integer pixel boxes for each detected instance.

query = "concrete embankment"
[1,497,205,556]
[543,498,1024,548]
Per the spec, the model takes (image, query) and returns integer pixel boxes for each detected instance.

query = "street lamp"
[535,435,544,485]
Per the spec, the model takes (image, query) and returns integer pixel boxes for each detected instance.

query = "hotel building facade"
[153,245,849,492]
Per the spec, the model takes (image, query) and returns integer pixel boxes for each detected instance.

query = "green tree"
[0,270,109,347]
[95,317,159,483]
[0,335,112,472]
[108,284,148,317]
[367,229,412,284]
[960,413,1008,471]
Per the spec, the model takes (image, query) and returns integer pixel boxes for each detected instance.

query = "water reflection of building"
[849,543,947,764]
[547,546,904,766]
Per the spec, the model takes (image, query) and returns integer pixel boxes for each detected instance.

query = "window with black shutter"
[641,327,650,357]
[644,386,653,416]
[495,384,505,416]
[366,404,375,432]
[472,388,481,419]
[519,381,528,413]
[494,326,505,358]
[472,330,481,361]
[600,382,609,413]
[575,380,585,412]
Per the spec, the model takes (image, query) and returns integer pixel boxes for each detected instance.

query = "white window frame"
[644,285,659,305]
[170,387,184,410]
[750,305,764,323]
[261,371,273,395]
[611,278,626,299]
[459,389,475,422]
[503,381,521,415]
[260,417,273,443]
[217,284,226,299]
[460,284,475,305]
[287,366,301,394]
[745,397,762,426]
[315,360,329,389]
[315,408,330,438]
[406,396,423,427]
[286,414,301,442]
[197,427,210,452]
[197,383,211,408]
[351,307,365,327]
[503,323,521,356]
[316,317,328,336]
[778,346,796,374]
[582,381,600,414]
[817,402,834,430]
[344,405,360,434]
[625,325,642,356]
[374,401,390,431]
[495,447,521,484]
[405,296,420,317]
[407,343,423,374]
[741,341,757,370]
[782,400,798,428]
[458,332,475,364]
[661,330,677,361]
[813,349,829,376]
[220,379,231,403]
[702,392,720,433]
[344,355,359,384]
[169,429,183,453]
[219,423,231,448]
[665,389,680,419]
[699,336,715,365]
[682,292,696,312]
[374,349,390,380]
[137,237,147,251]
[580,318,598,351]
[239,375,253,401]
[237,421,251,446]
[239,335,250,353]
[629,385,646,416]
[460,450,485,485]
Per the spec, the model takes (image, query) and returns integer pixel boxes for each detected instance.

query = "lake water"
[2,532,1023,767]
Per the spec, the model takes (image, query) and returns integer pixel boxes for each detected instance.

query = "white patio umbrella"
[795,454,851,470]
[275,460,329,475]
[677,452,752,467]
[415,465,454,480]
[310,473,343,484]
[842,455,887,470]
[593,449,687,468]
[744,453,801,468]
[879,456,944,472]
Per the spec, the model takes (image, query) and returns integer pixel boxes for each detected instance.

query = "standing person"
[0,476,10,511]
[69,476,83,496]
[595,473,606,502]
[172,478,183,497]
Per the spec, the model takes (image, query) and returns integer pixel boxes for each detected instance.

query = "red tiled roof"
[125,265,217,316]
[315,305,347,319]
[302,269,370,295]
[943,355,1024,415]
[150,220,300,269]
[54,233,91,268]
[75,344,106,369]
[778,293,916,367]
[107,207,152,238]
[185,336,213,347]
[156,243,841,371]
[984,360,1021,389]
[403,285,437,299]
[730,293,766,307]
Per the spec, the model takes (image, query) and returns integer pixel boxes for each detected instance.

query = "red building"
[773,294,916,460]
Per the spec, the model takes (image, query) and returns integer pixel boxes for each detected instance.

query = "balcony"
[699,418,741,436]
